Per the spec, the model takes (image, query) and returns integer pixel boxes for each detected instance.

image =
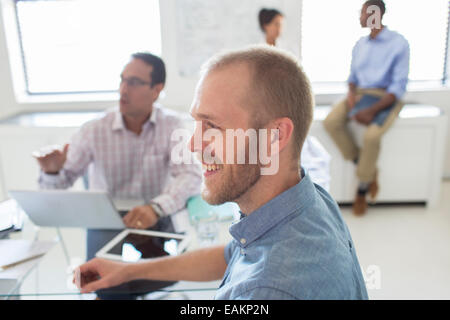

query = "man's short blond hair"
[200,45,314,159]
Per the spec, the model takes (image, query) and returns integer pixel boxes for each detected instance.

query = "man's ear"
[152,83,165,99]
[258,117,294,176]
[270,117,294,155]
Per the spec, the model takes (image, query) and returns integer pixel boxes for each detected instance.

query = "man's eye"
[205,122,218,129]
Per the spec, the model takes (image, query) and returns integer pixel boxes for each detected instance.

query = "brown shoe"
[368,170,379,203]
[353,193,367,216]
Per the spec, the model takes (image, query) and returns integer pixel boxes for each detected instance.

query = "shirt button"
[240,238,246,245]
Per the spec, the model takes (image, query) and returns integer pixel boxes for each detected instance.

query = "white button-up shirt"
[39,105,202,217]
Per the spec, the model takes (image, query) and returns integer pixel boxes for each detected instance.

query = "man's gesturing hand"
[33,144,69,174]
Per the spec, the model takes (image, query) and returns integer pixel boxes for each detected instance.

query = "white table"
[0,199,235,300]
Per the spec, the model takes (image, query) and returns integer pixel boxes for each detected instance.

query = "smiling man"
[36,52,201,299]
[75,46,368,300]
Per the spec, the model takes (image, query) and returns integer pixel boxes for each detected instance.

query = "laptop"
[7,190,138,229]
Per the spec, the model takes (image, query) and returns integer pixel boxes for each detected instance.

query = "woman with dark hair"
[258,8,284,46]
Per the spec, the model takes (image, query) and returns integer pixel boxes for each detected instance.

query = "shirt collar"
[367,26,391,42]
[112,105,158,132]
[229,168,316,248]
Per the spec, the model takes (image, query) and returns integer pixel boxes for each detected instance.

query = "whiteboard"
[175,0,302,77]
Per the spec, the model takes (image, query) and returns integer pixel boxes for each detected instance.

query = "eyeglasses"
[120,76,152,88]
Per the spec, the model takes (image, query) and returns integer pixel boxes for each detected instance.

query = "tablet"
[95,229,191,262]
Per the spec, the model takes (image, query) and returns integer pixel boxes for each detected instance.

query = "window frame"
[443,0,450,85]
[11,0,450,98]
[299,0,450,88]
[13,0,162,96]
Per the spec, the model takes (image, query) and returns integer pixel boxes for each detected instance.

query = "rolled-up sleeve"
[39,169,80,189]
[386,41,410,99]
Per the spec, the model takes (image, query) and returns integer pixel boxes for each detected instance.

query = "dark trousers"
[86,216,176,300]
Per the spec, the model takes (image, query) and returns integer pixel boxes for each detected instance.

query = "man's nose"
[188,121,204,154]
[119,81,128,96]
[188,134,195,153]
[188,133,200,154]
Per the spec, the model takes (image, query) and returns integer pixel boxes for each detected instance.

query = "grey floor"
[13,180,450,300]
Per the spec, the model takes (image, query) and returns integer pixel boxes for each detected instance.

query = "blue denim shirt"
[215,171,368,300]
[348,27,410,99]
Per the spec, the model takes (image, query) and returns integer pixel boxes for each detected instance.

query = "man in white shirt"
[35,52,202,299]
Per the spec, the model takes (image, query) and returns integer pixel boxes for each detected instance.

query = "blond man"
[75,46,368,300]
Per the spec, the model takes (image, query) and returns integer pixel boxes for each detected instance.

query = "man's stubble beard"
[202,163,261,206]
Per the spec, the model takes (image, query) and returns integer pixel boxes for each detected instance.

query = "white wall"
[1,0,450,177]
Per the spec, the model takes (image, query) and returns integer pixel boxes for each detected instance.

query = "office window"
[445,1,450,84]
[15,0,161,94]
[301,0,450,84]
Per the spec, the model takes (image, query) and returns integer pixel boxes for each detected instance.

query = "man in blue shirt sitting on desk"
[324,0,410,216]
[74,45,368,300]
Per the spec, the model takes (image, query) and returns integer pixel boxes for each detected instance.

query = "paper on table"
[0,214,13,232]
[0,200,16,231]
[0,240,55,270]
[0,199,24,233]
[0,258,39,279]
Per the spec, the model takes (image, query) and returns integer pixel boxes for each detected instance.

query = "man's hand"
[352,107,377,125]
[73,258,130,293]
[123,205,159,229]
[33,144,69,174]
[346,91,357,110]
